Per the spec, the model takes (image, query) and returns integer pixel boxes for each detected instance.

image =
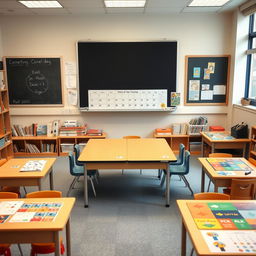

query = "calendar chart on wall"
[88,90,168,111]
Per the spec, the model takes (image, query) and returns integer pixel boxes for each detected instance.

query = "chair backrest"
[26,190,62,198]
[0,191,19,199]
[230,179,256,200]
[177,143,185,165]
[183,150,190,174]
[194,192,230,200]
[249,158,256,167]
[123,136,141,139]
[74,144,83,166]
[209,153,232,158]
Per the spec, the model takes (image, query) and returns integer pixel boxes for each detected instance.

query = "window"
[245,14,256,105]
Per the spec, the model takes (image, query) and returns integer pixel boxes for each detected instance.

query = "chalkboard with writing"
[4,57,63,105]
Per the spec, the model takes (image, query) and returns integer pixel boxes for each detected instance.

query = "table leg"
[214,184,218,192]
[201,167,205,192]
[84,164,88,208]
[49,167,54,190]
[54,231,60,256]
[201,140,204,157]
[211,143,215,153]
[38,180,42,191]
[66,218,71,256]
[166,164,170,207]
[243,144,247,158]
[181,220,186,256]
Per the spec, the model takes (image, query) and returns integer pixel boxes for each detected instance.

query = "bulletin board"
[184,55,230,105]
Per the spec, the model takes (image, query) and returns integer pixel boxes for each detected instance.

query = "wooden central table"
[201,132,251,157]
[177,200,256,256]
[78,138,177,207]
[198,157,256,192]
[0,158,56,190]
[0,197,75,256]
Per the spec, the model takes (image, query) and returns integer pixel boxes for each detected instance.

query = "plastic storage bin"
[188,125,208,135]
[60,143,74,153]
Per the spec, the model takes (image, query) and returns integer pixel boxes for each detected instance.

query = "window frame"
[245,14,256,106]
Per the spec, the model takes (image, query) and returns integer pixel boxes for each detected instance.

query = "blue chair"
[161,150,194,196]
[67,153,97,197]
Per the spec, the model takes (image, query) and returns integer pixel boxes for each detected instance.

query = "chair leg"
[88,176,96,197]
[190,248,194,256]
[17,244,23,256]
[179,175,185,185]
[181,176,194,196]
[96,170,100,178]
[66,177,78,196]
[140,169,142,175]
[158,169,162,179]
[94,175,99,184]
[23,187,27,194]
[207,179,211,192]
[122,169,124,175]
[160,171,166,187]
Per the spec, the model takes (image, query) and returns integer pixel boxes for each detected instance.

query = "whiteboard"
[88,90,168,110]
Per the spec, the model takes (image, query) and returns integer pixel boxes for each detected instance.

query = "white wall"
[0,13,234,137]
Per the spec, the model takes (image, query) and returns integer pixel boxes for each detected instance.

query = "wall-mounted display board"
[184,55,230,105]
[77,41,177,111]
[4,57,63,106]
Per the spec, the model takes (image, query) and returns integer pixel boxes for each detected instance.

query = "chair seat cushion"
[170,165,186,174]
[32,237,65,254]
[73,166,97,176]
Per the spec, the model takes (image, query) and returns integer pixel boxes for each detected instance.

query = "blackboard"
[184,55,230,105]
[77,41,177,109]
[4,57,63,105]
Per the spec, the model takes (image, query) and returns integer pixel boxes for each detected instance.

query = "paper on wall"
[201,90,213,100]
[64,61,76,75]
[67,90,77,106]
[213,85,226,95]
[66,75,76,89]
[189,80,200,101]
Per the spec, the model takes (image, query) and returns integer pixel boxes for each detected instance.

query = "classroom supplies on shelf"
[86,128,103,136]
[155,128,172,135]
[209,126,225,131]
[20,160,46,172]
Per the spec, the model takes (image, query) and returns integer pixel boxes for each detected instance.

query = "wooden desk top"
[177,199,256,256]
[79,138,176,162]
[153,132,189,138]
[0,158,56,178]
[198,157,256,179]
[127,138,176,161]
[0,197,75,231]
[201,132,251,143]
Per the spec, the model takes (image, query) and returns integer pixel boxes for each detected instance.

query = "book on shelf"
[36,125,47,136]
[172,123,181,135]
[59,125,87,136]
[86,129,103,136]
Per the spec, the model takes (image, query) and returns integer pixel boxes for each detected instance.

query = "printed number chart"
[88,89,168,110]
[0,201,62,223]
[206,158,254,176]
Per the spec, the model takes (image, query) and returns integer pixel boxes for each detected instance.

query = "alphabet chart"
[88,90,167,110]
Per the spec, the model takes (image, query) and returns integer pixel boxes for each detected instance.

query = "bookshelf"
[250,126,256,161]
[0,68,13,164]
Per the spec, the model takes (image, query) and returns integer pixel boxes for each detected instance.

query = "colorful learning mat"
[187,202,256,230]
[206,158,254,172]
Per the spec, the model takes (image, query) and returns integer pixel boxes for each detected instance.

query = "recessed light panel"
[104,0,146,8]
[19,1,63,8]
[188,0,230,7]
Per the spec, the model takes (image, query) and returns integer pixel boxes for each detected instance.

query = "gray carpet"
[11,156,208,256]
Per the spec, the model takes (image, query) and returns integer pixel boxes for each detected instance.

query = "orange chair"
[207,153,233,192]
[0,186,20,197]
[0,192,23,256]
[122,136,142,175]
[224,179,256,200]
[194,192,230,200]
[26,190,65,256]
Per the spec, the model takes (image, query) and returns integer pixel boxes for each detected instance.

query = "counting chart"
[88,89,167,110]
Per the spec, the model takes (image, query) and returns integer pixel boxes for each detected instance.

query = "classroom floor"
[12,155,207,256]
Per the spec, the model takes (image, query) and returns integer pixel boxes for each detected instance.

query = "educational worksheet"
[88,90,167,110]
[20,160,47,172]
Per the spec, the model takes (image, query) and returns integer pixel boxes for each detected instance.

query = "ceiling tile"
[59,0,104,8]
[30,8,70,15]
[145,7,183,13]
[0,1,27,8]
[182,6,220,12]
[146,0,190,8]
[0,8,34,15]
[66,7,105,14]
[106,7,144,13]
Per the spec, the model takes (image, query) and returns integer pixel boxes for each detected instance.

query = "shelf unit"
[12,136,58,157]
[58,133,107,156]
[0,68,13,165]
[250,126,256,161]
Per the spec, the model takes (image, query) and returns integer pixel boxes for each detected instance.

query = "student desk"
[198,157,256,192]
[0,158,56,190]
[78,138,176,207]
[201,132,251,157]
[0,197,75,256]
[177,200,256,256]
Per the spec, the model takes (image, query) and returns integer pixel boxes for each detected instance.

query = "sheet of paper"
[189,80,200,101]
[64,61,76,75]
[0,201,24,215]
[66,75,76,89]
[20,160,46,172]
[213,85,226,95]
[201,90,213,100]
[201,230,256,253]
[67,90,77,106]
[9,212,35,222]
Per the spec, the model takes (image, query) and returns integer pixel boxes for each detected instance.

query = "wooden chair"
[122,136,142,175]
[225,179,256,200]
[0,192,23,256]
[207,153,233,192]
[26,190,65,256]
[194,192,230,200]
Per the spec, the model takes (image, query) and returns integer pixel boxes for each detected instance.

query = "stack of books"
[155,128,172,136]
[86,129,103,136]
[59,126,87,136]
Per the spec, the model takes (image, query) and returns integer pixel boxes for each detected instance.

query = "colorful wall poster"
[208,62,215,74]
[204,69,211,80]
[171,92,180,106]
[202,84,210,90]
[193,67,201,78]
[189,80,200,101]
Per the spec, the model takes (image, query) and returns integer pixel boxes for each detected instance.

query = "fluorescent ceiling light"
[188,0,230,7]
[104,0,146,8]
[19,1,63,8]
